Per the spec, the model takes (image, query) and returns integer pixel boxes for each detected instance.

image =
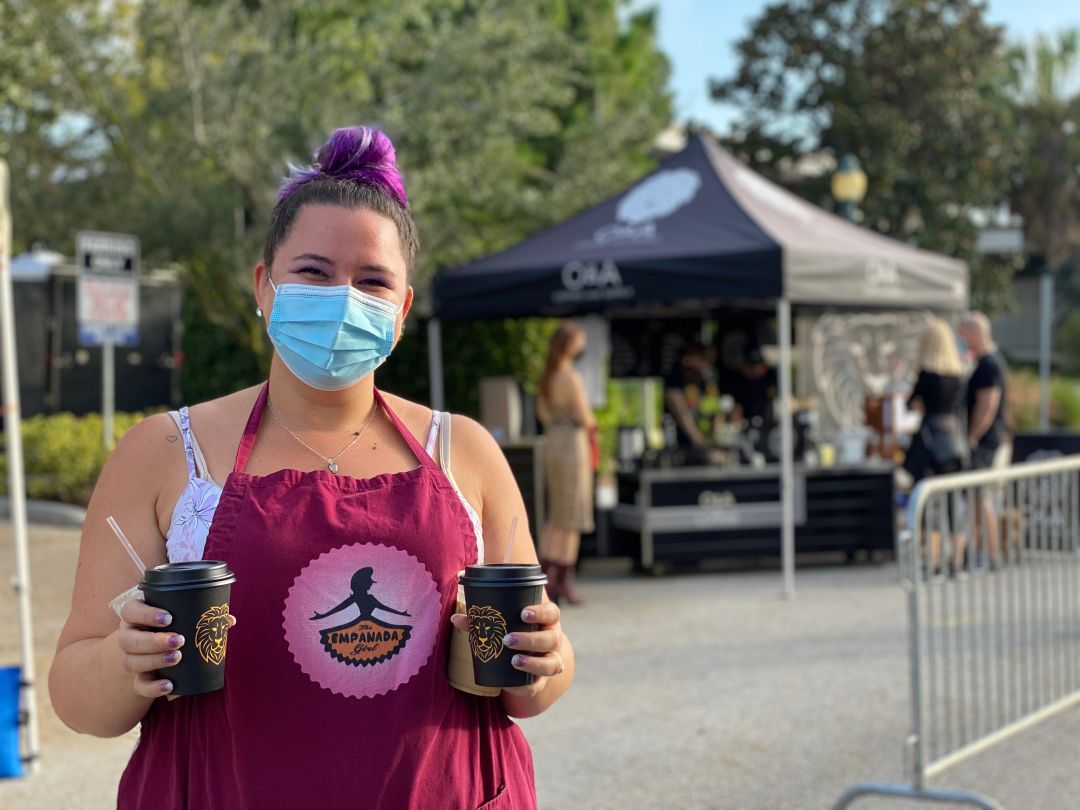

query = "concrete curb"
[0,498,85,527]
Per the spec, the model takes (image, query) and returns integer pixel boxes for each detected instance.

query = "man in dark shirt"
[959,311,1007,567]
[729,345,778,424]
[959,312,1007,470]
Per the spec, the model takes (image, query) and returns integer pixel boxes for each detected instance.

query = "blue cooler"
[0,666,24,778]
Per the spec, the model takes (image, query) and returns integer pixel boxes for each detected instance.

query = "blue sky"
[633,0,1080,134]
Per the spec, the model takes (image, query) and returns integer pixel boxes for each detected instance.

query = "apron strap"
[233,383,270,474]
[233,385,434,474]
[374,389,437,471]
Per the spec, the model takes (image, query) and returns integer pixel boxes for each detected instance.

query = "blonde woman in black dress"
[537,322,595,604]
[904,318,968,574]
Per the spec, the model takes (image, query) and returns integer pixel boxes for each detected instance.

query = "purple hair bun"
[278,126,407,207]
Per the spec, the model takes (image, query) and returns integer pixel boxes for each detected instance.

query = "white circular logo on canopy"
[616,169,702,225]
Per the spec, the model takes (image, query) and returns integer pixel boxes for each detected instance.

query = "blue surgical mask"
[266,279,400,391]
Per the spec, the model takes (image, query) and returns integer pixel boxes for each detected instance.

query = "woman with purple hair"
[49,126,572,809]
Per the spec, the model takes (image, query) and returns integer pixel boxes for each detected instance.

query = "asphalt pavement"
[1,525,1077,809]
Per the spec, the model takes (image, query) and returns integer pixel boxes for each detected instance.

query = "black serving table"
[610,462,895,571]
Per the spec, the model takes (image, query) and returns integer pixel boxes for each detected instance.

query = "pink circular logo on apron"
[283,542,441,699]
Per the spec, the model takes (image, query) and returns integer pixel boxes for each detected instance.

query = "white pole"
[1039,272,1052,432]
[0,159,41,771]
[427,318,445,411]
[778,298,795,599]
[102,341,115,448]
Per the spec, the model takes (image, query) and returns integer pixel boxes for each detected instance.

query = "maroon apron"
[118,386,535,809]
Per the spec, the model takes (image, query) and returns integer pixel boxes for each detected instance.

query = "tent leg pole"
[428,318,445,411]
[0,159,40,771]
[778,298,795,600]
[1040,272,1052,432]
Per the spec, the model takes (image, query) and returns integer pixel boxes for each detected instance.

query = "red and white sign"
[76,230,140,346]
[78,275,138,327]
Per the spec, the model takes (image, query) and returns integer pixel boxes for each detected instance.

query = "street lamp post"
[831,154,868,222]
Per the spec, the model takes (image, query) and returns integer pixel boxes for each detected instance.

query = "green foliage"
[969,253,1026,316]
[373,317,432,405]
[180,294,266,404]
[2,0,671,404]
[437,318,562,414]
[379,318,560,417]
[0,412,150,505]
[1007,367,1080,430]
[591,379,650,475]
[712,0,1020,315]
[1005,30,1080,270]
[1055,307,1080,376]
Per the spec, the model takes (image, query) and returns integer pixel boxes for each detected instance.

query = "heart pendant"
[328,460,339,474]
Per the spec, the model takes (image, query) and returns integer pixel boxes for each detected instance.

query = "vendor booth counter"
[610,463,894,571]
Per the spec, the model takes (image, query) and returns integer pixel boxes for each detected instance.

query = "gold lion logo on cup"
[467,605,508,664]
[195,603,230,665]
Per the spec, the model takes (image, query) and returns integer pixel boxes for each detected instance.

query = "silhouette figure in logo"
[310,566,411,622]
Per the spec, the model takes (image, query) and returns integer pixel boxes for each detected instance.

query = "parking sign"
[76,230,140,346]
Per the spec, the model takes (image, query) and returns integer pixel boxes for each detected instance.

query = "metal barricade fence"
[834,456,1080,810]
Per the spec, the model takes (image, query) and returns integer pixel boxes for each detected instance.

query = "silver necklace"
[266,398,379,474]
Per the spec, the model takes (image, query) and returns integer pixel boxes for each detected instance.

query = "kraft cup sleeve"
[449,577,501,697]
[110,585,145,618]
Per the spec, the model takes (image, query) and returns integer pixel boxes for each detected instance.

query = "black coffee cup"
[460,564,547,688]
[139,561,237,696]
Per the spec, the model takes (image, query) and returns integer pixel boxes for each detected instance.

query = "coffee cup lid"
[141,560,236,589]
[460,563,545,586]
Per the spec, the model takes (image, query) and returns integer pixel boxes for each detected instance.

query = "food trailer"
[430,133,968,592]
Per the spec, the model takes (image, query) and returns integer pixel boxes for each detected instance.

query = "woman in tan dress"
[537,322,595,605]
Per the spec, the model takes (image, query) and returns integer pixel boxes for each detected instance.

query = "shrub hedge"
[0,411,151,506]
[1008,367,1080,431]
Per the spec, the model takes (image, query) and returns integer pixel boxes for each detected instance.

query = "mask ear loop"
[257,273,278,318]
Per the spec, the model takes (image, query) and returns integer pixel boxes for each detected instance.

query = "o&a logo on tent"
[552,259,635,305]
[580,168,702,249]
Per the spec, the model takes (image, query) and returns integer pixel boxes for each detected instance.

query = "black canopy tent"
[430,133,968,595]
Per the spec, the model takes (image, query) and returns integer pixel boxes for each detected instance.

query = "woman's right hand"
[117,599,185,698]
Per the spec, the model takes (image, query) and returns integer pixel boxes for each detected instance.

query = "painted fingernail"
[159,681,173,693]
[156,612,172,626]
[521,609,535,622]
[511,655,527,668]
[163,651,181,664]
[503,634,519,647]
[168,634,184,649]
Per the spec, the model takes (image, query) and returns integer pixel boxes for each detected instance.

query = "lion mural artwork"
[467,605,508,664]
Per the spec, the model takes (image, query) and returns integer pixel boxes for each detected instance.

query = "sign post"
[76,231,140,448]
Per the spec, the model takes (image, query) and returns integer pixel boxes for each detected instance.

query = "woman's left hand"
[450,601,567,697]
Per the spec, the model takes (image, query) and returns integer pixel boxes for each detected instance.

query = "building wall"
[993,276,1043,365]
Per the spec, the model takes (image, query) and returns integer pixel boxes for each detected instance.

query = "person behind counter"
[729,344,777,424]
[663,341,717,458]
[537,321,595,606]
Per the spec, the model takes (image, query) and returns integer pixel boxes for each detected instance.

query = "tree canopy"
[1006,30,1080,270]
[711,0,1021,313]
[0,0,671,404]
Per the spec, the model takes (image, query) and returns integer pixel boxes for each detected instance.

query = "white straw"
[501,516,518,564]
[106,516,147,574]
